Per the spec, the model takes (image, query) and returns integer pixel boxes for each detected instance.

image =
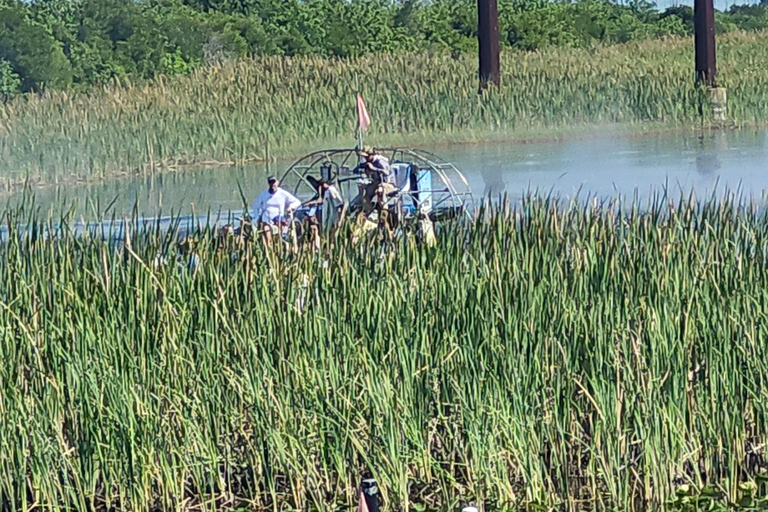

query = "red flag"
[356,94,370,132]
[356,489,369,512]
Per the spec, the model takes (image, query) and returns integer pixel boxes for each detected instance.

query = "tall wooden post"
[694,0,717,85]
[478,0,500,91]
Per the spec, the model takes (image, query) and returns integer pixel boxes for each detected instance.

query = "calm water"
[4,129,768,221]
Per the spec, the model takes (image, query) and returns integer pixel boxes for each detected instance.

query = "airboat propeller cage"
[279,148,473,220]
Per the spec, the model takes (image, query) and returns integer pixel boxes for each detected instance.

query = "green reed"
[1,193,768,511]
[1,31,768,189]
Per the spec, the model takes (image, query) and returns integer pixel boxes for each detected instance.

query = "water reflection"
[695,132,724,176]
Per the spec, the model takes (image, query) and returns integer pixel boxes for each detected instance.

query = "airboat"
[277,147,474,230]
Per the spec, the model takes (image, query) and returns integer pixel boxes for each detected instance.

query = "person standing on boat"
[252,175,302,245]
[358,147,395,214]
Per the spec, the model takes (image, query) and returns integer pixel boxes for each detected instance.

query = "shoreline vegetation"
[2,195,768,510]
[2,31,768,191]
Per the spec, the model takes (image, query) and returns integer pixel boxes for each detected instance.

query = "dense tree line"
[1,0,768,99]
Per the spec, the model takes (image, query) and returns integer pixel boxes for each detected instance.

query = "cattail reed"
[1,192,767,511]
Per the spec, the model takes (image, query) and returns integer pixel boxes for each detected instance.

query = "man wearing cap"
[358,147,396,214]
[251,175,302,245]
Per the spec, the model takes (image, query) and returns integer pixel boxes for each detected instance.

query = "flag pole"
[355,74,363,150]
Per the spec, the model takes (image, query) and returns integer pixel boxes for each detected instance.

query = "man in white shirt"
[251,175,302,245]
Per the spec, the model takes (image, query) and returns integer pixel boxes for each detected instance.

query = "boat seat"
[386,162,412,198]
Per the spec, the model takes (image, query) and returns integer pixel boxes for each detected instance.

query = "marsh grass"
[2,31,768,189]
[1,192,768,511]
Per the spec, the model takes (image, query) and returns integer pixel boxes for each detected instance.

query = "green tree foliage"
[0,0,767,93]
[504,1,689,49]
[0,4,73,91]
[0,58,21,100]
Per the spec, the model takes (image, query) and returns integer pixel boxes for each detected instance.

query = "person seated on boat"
[251,175,302,246]
[358,147,396,214]
[304,176,346,250]
[235,217,254,241]
[217,224,235,246]
[351,211,378,246]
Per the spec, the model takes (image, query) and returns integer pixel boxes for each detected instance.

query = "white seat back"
[390,162,412,193]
